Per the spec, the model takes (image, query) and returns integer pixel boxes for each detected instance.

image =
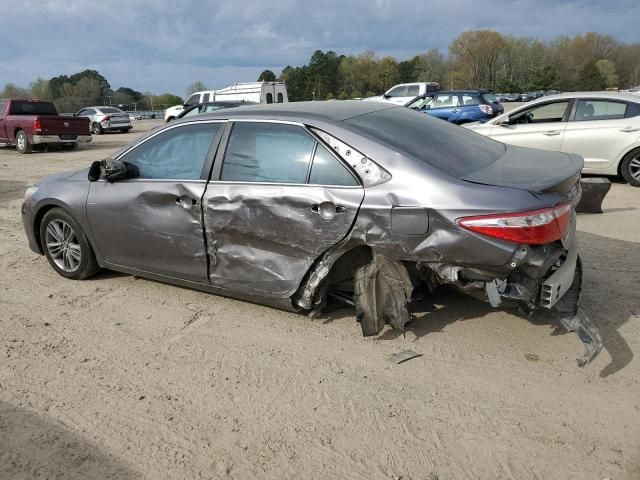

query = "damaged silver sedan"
[22,101,602,366]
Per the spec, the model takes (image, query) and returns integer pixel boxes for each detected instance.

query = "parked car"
[405,90,504,124]
[520,92,538,102]
[165,82,288,122]
[74,106,132,135]
[0,99,91,154]
[174,100,257,120]
[362,82,440,105]
[21,101,601,366]
[504,93,521,102]
[464,92,640,186]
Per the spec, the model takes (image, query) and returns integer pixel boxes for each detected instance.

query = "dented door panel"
[203,183,364,297]
[87,180,209,283]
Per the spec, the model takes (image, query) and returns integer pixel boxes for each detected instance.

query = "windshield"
[345,107,505,178]
[406,96,434,109]
[9,100,57,115]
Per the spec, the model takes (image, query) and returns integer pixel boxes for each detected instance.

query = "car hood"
[462,144,583,193]
[38,167,90,185]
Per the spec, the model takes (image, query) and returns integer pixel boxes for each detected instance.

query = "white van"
[363,82,440,105]
[165,82,288,121]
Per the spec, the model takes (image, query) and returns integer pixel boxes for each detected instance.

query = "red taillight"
[102,115,111,123]
[479,104,493,115]
[33,118,42,133]
[456,203,572,245]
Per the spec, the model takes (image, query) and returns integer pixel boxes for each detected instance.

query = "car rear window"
[99,107,123,114]
[482,94,499,103]
[345,107,505,177]
[9,100,57,115]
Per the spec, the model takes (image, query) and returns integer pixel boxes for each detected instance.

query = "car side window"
[387,86,407,97]
[626,102,640,118]
[461,95,478,105]
[202,93,210,103]
[184,94,200,106]
[221,122,315,183]
[406,85,419,96]
[574,100,627,121]
[308,143,359,186]
[119,123,220,180]
[435,94,459,108]
[511,101,569,124]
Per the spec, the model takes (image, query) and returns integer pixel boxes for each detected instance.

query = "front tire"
[15,130,32,154]
[620,149,640,187]
[40,208,100,280]
[92,122,103,135]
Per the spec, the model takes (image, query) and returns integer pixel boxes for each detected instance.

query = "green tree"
[29,78,52,100]
[578,61,605,90]
[258,69,276,82]
[1,83,30,98]
[595,59,619,88]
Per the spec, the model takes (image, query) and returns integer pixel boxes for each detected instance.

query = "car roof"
[192,100,398,122]
[526,91,640,103]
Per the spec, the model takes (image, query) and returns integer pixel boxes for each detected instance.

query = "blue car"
[405,90,504,124]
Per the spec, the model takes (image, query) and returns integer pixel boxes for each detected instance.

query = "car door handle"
[175,196,197,207]
[620,127,640,133]
[543,130,561,136]
[311,202,345,220]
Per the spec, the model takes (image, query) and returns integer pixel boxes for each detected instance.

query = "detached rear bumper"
[32,134,92,144]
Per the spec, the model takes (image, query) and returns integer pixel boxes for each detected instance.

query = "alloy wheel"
[629,154,640,181]
[45,219,81,273]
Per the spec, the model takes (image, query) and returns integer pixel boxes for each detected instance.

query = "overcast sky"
[1,0,638,96]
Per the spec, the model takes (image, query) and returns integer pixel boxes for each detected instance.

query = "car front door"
[489,100,571,151]
[86,121,224,283]
[203,121,364,298]
[562,99,640,173]
[429,94,461,122]
[384,85,408,105]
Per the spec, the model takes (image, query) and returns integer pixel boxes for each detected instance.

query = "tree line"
[268,31,640,101]
[3,30,639,108]
[1,69,183,113]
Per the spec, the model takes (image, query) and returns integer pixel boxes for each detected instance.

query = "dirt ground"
[1,120,639,480]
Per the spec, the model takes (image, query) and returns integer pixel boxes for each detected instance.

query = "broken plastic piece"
[354,253,414,336]
[387,350,422,364]
[551,256,603,367]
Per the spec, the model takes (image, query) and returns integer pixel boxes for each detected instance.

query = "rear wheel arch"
[619,146,640,186]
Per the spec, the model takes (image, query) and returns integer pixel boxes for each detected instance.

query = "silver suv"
[75,106,132,135]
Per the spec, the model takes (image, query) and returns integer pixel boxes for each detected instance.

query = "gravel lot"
[1,119,639,479]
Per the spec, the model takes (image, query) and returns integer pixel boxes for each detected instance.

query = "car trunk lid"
[461,144,583,194]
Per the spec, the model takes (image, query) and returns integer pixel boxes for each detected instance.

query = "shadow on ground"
[0,401,137,479]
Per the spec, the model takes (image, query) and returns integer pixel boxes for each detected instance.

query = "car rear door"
[489,99,571,151]
[86,121,224,283]
[562,98,640,173]
[202,120,364,298]
[429,93,461,122]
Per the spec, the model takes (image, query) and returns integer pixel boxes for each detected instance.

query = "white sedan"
[464,92,640,186]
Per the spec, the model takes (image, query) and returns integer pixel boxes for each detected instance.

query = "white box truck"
[165,82,288,121]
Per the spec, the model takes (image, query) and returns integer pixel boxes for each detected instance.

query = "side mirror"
[88,160,102,181]
[383,93,391,99]
[88,159,139,182]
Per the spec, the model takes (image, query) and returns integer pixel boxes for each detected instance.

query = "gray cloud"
[1,0,638,95]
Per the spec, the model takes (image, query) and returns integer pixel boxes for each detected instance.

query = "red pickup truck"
[0,99,91,154]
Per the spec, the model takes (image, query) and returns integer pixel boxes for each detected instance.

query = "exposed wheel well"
[33,205,60,254]
[14,127,22,138]
[618,147,640,176]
